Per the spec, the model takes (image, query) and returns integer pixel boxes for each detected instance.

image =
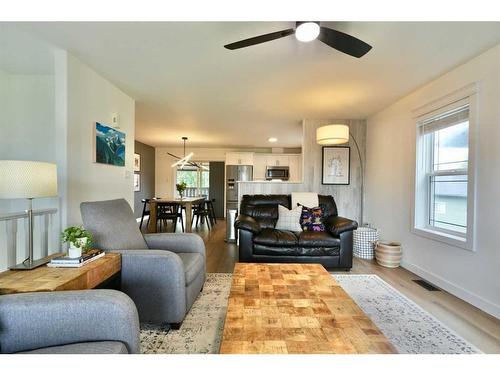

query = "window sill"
[411,227,474,252]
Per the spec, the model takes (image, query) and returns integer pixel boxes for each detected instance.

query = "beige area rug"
[140,272,480,354]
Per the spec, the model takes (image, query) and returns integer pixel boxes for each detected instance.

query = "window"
[413,91,476,251]
[175,163,209,197]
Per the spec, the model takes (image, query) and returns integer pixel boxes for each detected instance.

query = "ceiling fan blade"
[318,27,372,58]
[224,28,294,50]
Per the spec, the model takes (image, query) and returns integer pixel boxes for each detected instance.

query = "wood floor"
[153,218,500,353]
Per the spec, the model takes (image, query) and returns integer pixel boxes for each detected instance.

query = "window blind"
[420,105,469,135]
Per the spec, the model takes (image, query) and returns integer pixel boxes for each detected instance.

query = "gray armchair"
[80,199,206,327]
[0,289,140,354]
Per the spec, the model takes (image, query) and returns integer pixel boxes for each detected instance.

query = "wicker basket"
[375,242,402,268]
[353,227,379,260]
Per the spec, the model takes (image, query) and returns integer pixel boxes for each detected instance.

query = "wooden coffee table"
[0,253,121,295]
[219,263,397,354]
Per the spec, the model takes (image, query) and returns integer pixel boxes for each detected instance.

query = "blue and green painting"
[95,122,126,166]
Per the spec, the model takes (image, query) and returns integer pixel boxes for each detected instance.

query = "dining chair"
[157,202,184,232]
[139,198,151,229]
[205,199,217,225]
[191,201,211,230]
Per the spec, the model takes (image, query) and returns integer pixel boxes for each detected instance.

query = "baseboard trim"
[401,260,500,319]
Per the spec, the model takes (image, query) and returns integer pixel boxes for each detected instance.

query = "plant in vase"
[176,181,187,200]
[61,226,93,258]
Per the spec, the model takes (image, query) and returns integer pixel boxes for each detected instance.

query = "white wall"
[64,53,135,225]
[365,43,500,318]
[0,51,135,271]
[0,69,59,270]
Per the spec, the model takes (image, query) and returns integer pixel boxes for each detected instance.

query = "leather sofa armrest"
[235,214,262,234]
[324,215,358,236]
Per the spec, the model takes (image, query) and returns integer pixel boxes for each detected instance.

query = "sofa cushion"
[318,195,338,217]
[240,195,291,229]
[297,232,341,256]
[300,206,326,232]
[275,205,303,232]
[254,244,297,256]
[18,341,128,354]
[298,231,341,247]
[80,199,148,250]
[177,252,205,285]
[296,246,340,257]
[253,228,299,247]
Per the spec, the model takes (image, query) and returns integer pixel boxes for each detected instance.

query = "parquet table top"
[0,253,121,295]
[219,263,397,354]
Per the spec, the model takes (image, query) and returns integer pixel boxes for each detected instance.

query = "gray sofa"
[80,199,206,326]
[0,289,140,354]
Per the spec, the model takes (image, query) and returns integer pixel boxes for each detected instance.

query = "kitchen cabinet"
[266,155,289,167]
[253,154,267,181]
[288,154,302,182]
[225,152,254,166]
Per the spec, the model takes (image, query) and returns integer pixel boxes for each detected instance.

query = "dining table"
[147,196,206,233]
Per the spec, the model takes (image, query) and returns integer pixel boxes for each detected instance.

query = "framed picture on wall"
[134,173,141,192]
[94,122,126,167]
[134,153,141,172]
[322,146,350,185]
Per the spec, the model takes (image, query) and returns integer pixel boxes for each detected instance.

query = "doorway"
[209,161,225,218]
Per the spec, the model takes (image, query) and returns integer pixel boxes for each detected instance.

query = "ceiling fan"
[224,22,372,58]
[168,137,208,170]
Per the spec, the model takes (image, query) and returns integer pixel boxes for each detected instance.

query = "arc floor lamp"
[316,124,364,225]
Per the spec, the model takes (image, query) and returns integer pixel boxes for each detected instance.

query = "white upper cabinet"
[287,154,302,182]
[225,152,254,166]
[266,155,289,167]
[253,153,267,181]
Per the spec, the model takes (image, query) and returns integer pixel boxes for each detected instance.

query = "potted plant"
[176,181,187,200]
[61,226,93,258]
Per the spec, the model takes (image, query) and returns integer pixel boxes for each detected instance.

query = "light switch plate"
[111,113,119,127]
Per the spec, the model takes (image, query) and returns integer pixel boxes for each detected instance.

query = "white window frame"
[412,83,478,251]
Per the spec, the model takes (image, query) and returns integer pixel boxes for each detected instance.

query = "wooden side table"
[0,253,121,295]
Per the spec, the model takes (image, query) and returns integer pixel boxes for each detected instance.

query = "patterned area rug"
[140,273,480,354]
[333,274,480,354]
[141,273,232,354]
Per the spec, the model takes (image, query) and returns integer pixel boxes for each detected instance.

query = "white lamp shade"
[316,124,350,145]
[0,160,58,199]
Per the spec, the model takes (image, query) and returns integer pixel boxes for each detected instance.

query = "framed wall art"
[94,122,126,167]
[134,173,141,192]
[322,146,350,185]
[134,153,141,172]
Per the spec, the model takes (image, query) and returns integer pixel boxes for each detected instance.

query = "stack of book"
[48,249,105,268]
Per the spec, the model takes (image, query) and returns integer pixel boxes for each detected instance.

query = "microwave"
[266,166,289,181]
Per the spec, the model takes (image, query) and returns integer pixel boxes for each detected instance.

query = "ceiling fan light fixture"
[295,22,320,42]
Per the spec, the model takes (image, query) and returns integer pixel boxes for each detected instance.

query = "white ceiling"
[8,22,500,148]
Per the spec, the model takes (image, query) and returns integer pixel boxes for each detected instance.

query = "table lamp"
[0,160,58,270]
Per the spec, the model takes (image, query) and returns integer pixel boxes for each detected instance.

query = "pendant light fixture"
[168,137,208,170]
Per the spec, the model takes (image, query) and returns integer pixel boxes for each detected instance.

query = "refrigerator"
[226,165,253,242]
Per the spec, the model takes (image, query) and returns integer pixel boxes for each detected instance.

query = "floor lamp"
[0,160,58,270]
[317,124,364,225]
